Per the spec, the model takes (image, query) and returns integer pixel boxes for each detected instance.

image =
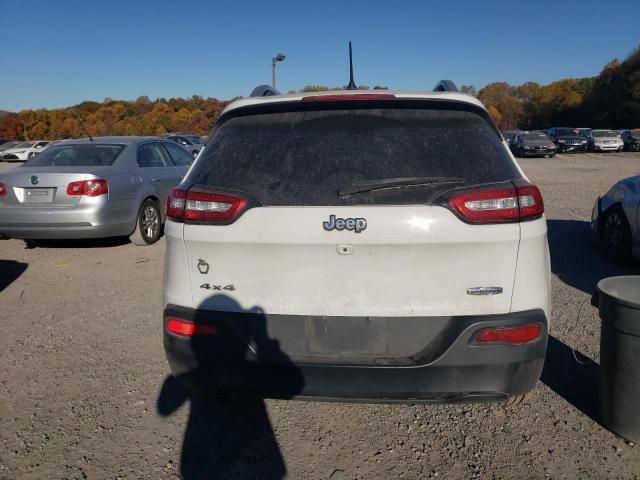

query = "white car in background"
[592,174,640,263]
[589,130,624,152]
[1,141,51,161]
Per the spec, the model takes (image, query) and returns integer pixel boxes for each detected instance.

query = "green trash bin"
[596,276,640,442]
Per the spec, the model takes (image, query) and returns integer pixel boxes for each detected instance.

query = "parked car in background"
[547,127,588,153]
[163,86,550,405]
[589,130,624,152]
[576,128,592,141]
[510,131,557,157]
[0,141,51,161]
[502,130,522,145]
[592,175,640,263]
[620,130,640,152]
[0,140,21,156]
[164,134,206,157]
[0,136,194,245]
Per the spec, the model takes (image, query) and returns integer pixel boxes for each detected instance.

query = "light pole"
[272,53,286,89]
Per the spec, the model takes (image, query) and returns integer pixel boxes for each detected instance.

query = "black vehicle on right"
[510,131,557,158]
[547,127,588,153]
[621,130,640,152]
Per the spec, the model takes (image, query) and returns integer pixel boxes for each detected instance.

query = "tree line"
[476,47,640,130]
[0,46,638,140]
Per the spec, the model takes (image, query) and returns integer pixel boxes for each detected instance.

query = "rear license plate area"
[23,188,54,203]
[308,317,388,354]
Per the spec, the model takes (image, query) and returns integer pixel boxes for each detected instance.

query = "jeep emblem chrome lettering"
[323,215,367,233]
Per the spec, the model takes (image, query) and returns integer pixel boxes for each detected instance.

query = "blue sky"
[0,0,638,111]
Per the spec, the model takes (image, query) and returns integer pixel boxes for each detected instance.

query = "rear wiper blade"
[338,176,466,198]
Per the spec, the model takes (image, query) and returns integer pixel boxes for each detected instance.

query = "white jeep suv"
[162,86,551,404]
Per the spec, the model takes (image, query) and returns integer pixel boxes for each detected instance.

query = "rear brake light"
[166,187,248,224]
[476,323,542,344]
[0,182,6,196]
[301,93,396,101]
[448,182,543,223]
[166,317,218,336]
[66,179,108,197]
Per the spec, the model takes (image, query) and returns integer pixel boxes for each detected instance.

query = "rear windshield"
[25,144,125,167]
[187,105,521,205]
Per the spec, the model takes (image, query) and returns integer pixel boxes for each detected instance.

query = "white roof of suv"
[221,90,485,116]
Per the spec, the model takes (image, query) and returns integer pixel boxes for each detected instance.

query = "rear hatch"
[173,97,531,361]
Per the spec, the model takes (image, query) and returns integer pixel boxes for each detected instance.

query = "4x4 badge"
[323,215,367,233]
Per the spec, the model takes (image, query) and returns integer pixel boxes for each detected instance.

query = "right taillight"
[166,187,248,224]
[0,182,7,196]
[447,181,543,224]
[476,323,542,344]
[66,179,109,197]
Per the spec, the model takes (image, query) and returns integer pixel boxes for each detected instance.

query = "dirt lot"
[1,152,640,480]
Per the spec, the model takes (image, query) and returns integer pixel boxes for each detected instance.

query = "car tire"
[129,199,162,246]
[548,153,556,158]
[601,206,632,264]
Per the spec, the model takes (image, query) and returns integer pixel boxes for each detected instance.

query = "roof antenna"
[346,41,357,90]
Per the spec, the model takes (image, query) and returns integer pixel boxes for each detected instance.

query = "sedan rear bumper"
[0,201,136,239]
[163,306,548,403]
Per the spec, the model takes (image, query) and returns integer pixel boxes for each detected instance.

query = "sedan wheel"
[130,199,162,246]
[601,207,632,264]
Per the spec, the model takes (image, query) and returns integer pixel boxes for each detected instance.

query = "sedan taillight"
[166,187,248,224]
[66,179,109,197]
[0,182,7,196]
[447,181,543,224]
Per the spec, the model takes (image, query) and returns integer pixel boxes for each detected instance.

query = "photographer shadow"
[157,295,304,480]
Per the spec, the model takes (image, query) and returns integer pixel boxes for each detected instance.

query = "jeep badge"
[323,215,367,233]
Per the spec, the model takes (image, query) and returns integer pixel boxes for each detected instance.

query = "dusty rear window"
[187,105,521,205]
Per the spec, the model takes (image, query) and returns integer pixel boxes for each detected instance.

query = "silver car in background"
[0,136,194,245]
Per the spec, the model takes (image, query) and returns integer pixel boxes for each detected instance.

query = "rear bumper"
[0,201,135,239]
[163,306,548,403]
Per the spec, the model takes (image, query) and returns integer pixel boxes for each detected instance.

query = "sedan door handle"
[151,177,161,183]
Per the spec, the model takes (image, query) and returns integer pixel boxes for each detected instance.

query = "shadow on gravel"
[541,335,599,421]
[0,259,28,292]
[157,295,304,480]
[547,219,639,295]
[23,237,130,249]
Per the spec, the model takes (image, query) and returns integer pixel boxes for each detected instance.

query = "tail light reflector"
[66,179,109,197]
[166,317,218,337]
[0,182,6,196]
[448,182,543,223]
[301,93,396,101]
[476,324,542,344]
[166,187,247,224]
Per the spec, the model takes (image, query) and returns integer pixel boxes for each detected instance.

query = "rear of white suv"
[162,91,551,404]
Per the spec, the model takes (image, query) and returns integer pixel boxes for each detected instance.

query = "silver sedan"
[0,136,194,245]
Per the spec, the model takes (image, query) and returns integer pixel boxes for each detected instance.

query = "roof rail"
[433,80,458,92]
[250,85,281,97]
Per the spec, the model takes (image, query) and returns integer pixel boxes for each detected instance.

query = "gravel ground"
[1,152,640,480]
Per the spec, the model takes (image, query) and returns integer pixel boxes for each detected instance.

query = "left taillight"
[166,317,218,337]
[166,187,248,224]
[66,179,108,197]
[447,181,544,224]
[0,182,7,196]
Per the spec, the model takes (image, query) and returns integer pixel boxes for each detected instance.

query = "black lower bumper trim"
[163,306,548,403]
